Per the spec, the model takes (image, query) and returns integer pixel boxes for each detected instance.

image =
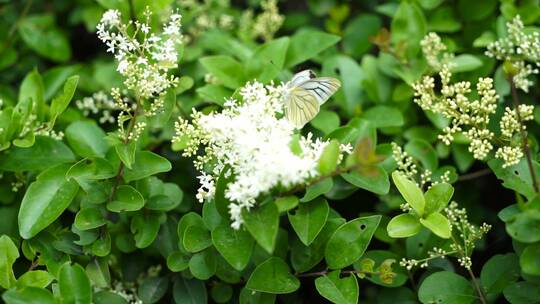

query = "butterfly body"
[283,70,341,128]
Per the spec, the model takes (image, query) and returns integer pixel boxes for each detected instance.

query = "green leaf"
[480,253,520,295]
[506,209,540,243]
[311,110,341,134]
[315,271,358,304]
[18,164,79,239]
[449,55,483,73]
[420,212,452,239]
[85,258,110,289]
[325,215,381,269]
[0,136,76,172]
[183,225,212,253]
[16,271,54,289]
[210,282,233,304]
[418,271,474,304]
[167,251,190,272]
[424,183,454,214]
[520,244,540,276]
[177,212,205,252]
[242,202,279,254]
[288,198,329,246]
[212,223,254,271]
[19,69,44,121]
[107,185,145,212]
[343,14,382,57]
[200,55,244,89]
[74,207,106,230]
[123,151,171,182]
[285,30,341,67]
[390,1,426,56]
[94,291,127,304]
[50,75,79,124]
[246,37,289,82]
[18,15,71,62]
[137,276,168,304]
[196,85,233,106]
[503,281,540,304]
[319,140,341,175]
[0,235,19,289]
[301,178,334,202]
[131,213,161,248]
[115,141,136,169]
[275,196,299,213]
[173,277,207,304]
[58,263,92,304]
[488,158,540,201]
[405,139,438,171]
[387,213,422,238]
[392,171,425,215]
[65,121,109,158]
[341,167,390,195]
[362,106,404,128]
[246,257,300,294]
[2,287,55,304]
[66,158,116,181]
[189,250,216,280]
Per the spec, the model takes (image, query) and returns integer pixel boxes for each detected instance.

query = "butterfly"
[283,70,341,128]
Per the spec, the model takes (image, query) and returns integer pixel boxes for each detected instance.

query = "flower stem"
[509,78,539,193]
[467,267,487,304]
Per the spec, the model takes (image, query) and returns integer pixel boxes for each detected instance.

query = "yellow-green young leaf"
[424,183,454,214]
[16,270,54,288]
[420,212,451,239]
[325,215,381,269]
[246,257,300,294]
[211,223,254,271]
[242,202,279,254]
[319,140,341,175]
[315,271,358,304]
[0,235,19,289]
[288,198,329,246]
[18,164,79,239]
[387,213,422,238]
[50,75,79,124]
[58,263,92,304]
[391,171,425,215]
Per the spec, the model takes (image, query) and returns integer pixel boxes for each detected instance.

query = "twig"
[509,78,539,193]
[457,168,491,182]
[296,268,379,278]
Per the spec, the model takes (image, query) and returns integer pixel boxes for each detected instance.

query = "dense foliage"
[1,0,540,303]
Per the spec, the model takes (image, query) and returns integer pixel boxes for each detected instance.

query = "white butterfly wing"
[298,77,341,105]
[284,87,320,128]
[289,70,314,87]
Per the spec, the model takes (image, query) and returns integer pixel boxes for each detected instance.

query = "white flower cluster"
[75,91,121,124]
[486,15,540,92]
[96,8,182,99]
[420,32,454,70]
[413,58,532,167]
[174,81,349,229]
